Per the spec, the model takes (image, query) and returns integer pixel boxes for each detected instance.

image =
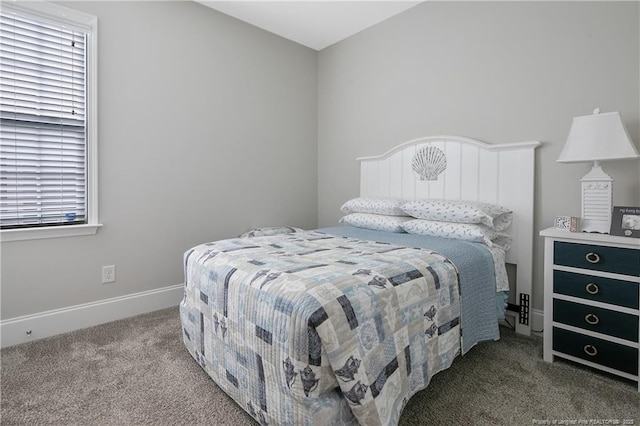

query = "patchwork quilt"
[180,231,466,425]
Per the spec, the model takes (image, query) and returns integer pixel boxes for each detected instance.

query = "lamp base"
[580,161,613,234]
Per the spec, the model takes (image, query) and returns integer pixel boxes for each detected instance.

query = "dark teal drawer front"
[553,299,638,341]
[553,327,638,375]
[554,242,640,276]
[553,270,639,309]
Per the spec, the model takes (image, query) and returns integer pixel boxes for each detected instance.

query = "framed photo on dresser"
[610,206,640,237]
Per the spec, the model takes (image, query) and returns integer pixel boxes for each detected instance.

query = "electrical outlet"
[102,265,116,283]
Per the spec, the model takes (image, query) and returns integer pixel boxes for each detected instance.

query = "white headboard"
[358,135,541,335]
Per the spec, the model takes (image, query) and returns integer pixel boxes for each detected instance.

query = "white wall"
[1,1,318,321]
[317,1,640,312]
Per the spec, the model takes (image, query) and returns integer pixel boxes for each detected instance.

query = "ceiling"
[196,1,424,51]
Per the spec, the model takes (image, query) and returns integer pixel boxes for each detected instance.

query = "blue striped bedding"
[180,227,502,425]
[317,226,503,353]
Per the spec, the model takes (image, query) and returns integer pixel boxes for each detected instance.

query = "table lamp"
[557,108,640,233]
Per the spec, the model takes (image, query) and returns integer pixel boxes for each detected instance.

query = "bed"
[179,135,541,425]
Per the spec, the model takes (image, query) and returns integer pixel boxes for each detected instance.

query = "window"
[0,2,99,242]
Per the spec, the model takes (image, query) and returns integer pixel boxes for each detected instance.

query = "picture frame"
[610,206,640,237]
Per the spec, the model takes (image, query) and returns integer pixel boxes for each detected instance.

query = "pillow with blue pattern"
[340,213,411,233]
[401,199,512,231]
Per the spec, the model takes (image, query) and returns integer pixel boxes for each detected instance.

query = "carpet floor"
[1,306,638,425]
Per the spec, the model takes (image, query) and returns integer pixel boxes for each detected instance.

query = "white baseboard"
[1,284,184,348]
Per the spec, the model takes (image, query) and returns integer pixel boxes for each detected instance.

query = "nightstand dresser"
[540,227,640,391]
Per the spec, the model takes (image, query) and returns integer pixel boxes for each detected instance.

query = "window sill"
[1,224,103,242]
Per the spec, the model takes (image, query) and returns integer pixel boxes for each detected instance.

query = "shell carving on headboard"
[412,146,447,180]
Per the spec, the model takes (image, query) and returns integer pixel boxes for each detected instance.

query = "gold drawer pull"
[585,252,600,264]
[583,344,598,357]
[584,313,600,325]
[585,283,599,295]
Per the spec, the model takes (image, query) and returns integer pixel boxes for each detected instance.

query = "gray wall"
[317,1,640,312]
[1,1,318,319]
[3,1,638,321]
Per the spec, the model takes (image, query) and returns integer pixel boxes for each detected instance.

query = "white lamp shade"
[558,111,639,163]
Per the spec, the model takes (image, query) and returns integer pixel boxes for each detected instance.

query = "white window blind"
[1,10,88,229]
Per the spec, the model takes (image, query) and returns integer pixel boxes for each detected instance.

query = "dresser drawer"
[553,299,639,341]
[553,327,638,375]
[553,270,639,309]
[554,242,640,276]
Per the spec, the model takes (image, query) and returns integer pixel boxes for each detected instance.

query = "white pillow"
[340,197,405,216]
[401,199,513,231]
[402,219,512,249]
[340,213,411,233]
